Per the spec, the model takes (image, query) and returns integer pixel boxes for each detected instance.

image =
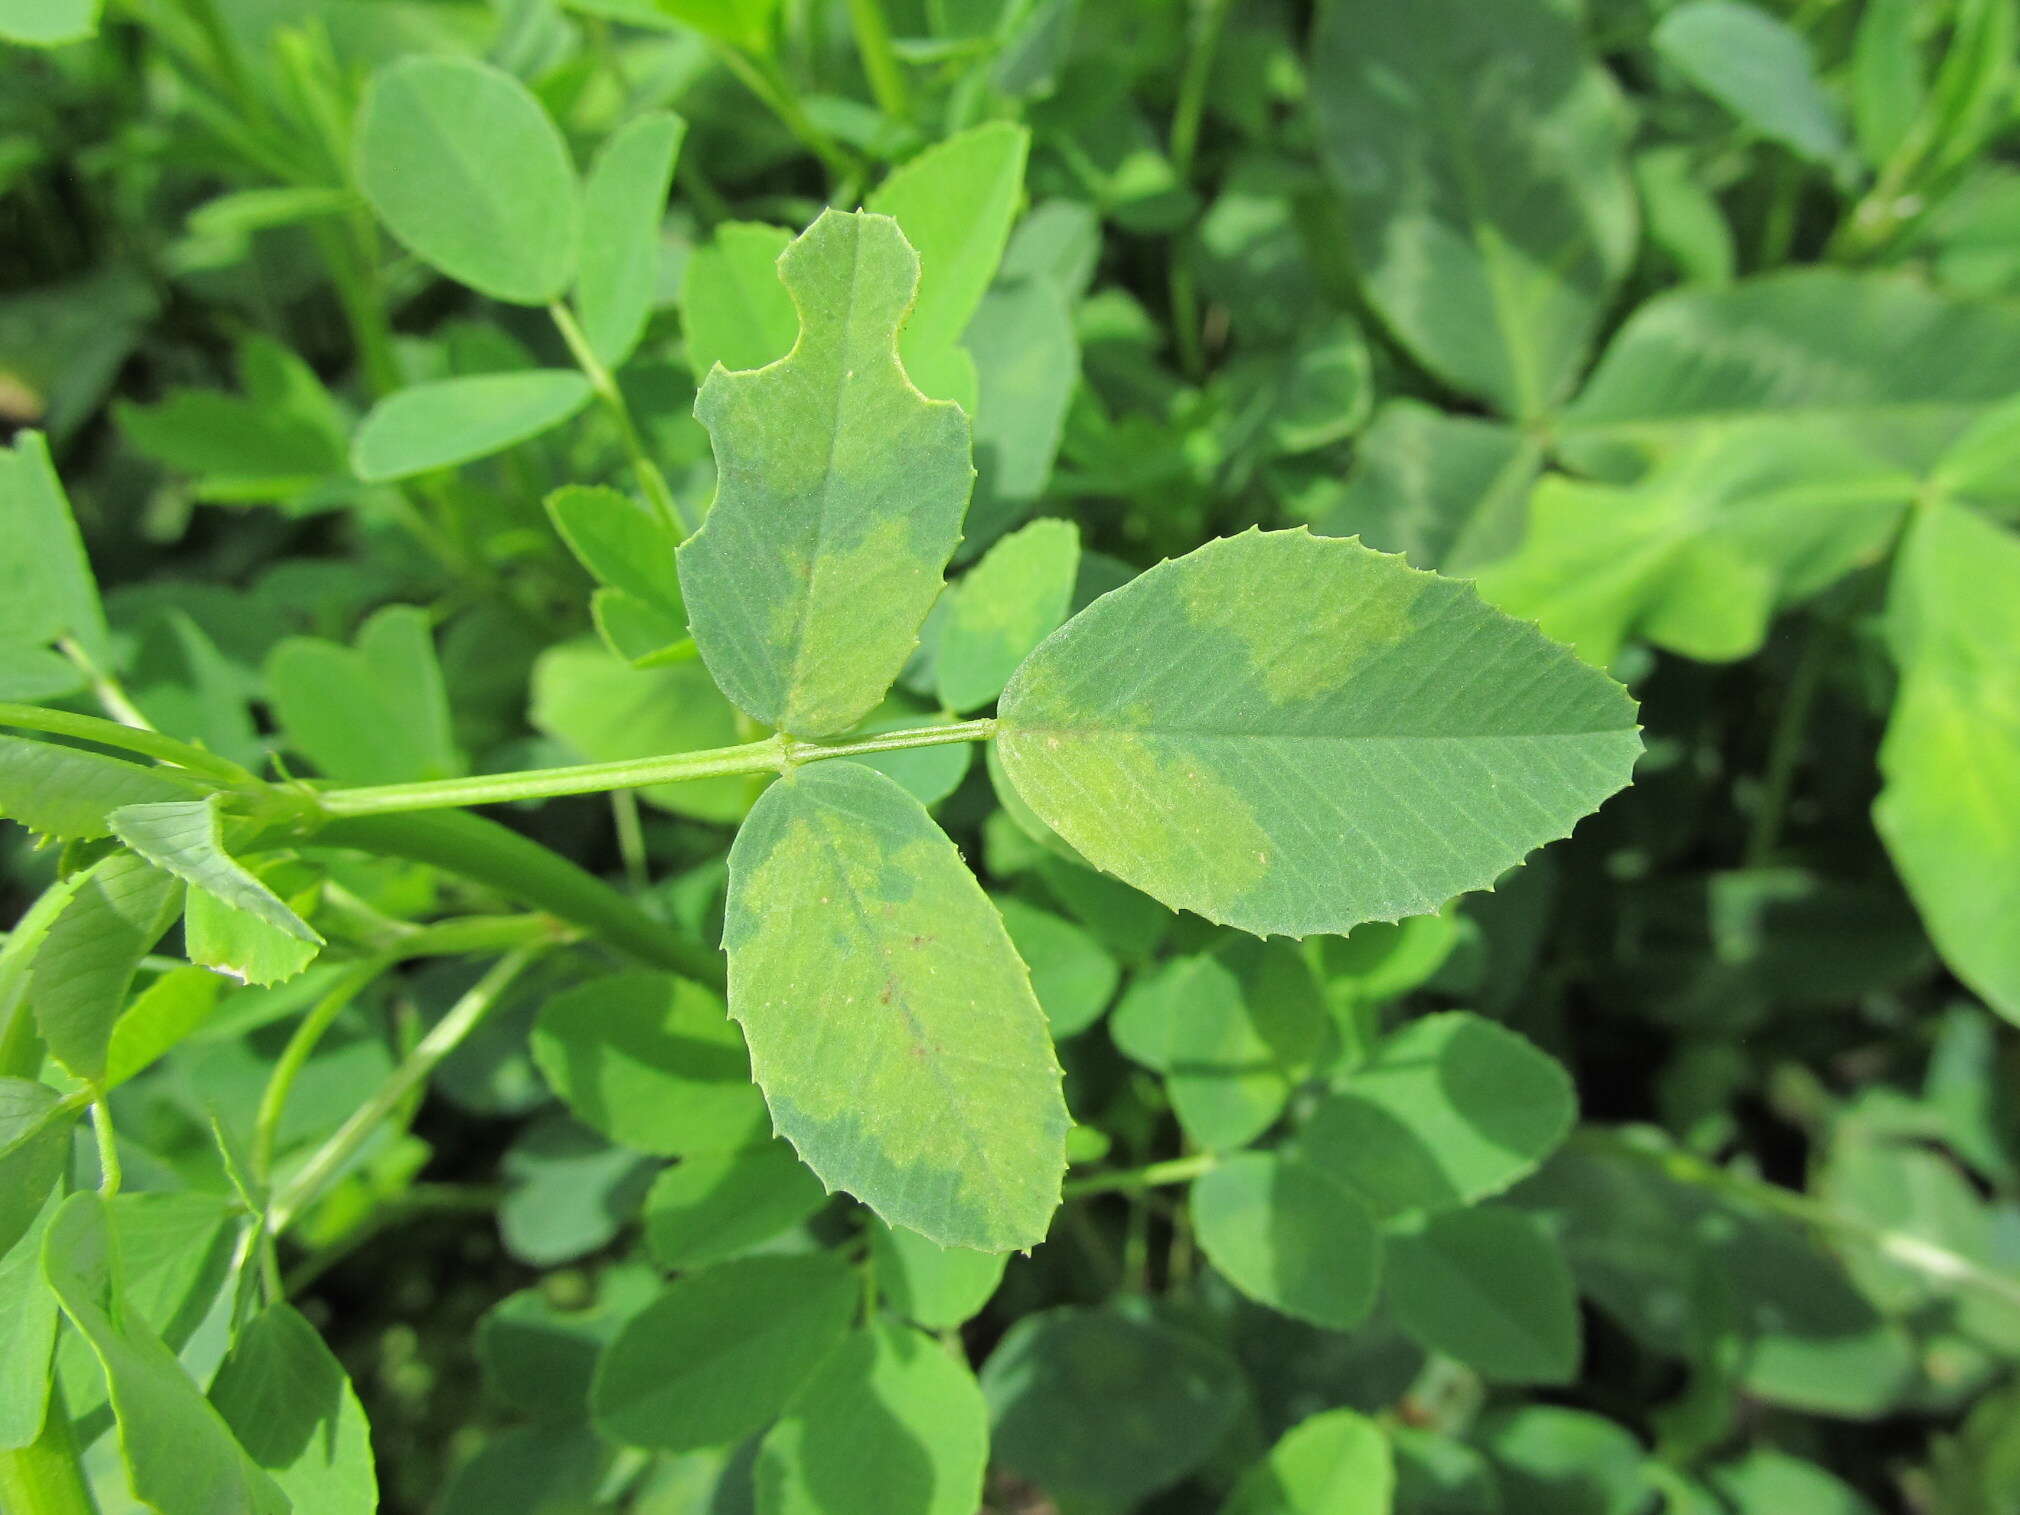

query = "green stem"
[91,1101,122,1198]
[314,218,404,401]
[711,41,858,180]
[314,720,997,818]
[56,638,155,733]
[845,0,910,121]
[266,949,538,1234]
[1743,616,1831,868]
[1169,0,1233,181]
[0,701,253,784]
[1165,0,1235,381]
[1579,1130,2020,1314]
[1064,1152,1219,1199]
[252,959,387,1184]
[311,810,723,986]
[549,300,692,535]
[0,1384,100,1515]
[611,789,650,894]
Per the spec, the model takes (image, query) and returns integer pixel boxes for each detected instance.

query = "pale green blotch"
[678,210,974,738]
[1174,525,1422,703]
[723,761,1067,1252]
[998,529,1641,938]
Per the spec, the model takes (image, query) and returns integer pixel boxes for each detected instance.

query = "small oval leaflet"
[996,528,1642,938]
[354,56,580,306]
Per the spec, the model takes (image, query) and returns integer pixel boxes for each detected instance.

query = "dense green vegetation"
[3,1,2020,1512]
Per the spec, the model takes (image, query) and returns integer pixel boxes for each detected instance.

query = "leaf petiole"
[312,719,997,818]
[1063,1152,1221,1199]
[265,948,540,1236]
[548,299,692,536]
[0,702,255,784]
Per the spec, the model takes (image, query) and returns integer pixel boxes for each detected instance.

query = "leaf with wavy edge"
[678,209,973,738]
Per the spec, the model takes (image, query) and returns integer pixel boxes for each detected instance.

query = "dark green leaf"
[592,1253,858,1452]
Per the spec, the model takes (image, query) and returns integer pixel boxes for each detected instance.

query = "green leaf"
[117,336,349,505]
[0,1079,77,1260]
[477,1267,657,1424]
[30,849,183,1082]
[1392,1427,1501,1515]
[355,55,580,305]
[650,0,778,50]
[1930,393,2020,519]
[960,276,1079,555]
[724,761,1067,1251]
[1708,1450,1881,1515]
[209,1304,378,1515]
[0,430,110,667]
[184,867,324,987]
[1477,424,1913,667]
[437,1424,609,1515]
[532,969,769,1156]
[756,1321,990,1515]
[1111,943,1329,1151]
[993,896,1117,1038]
[0,735,203,841]
[1475,1407,1646,1515]
[593,588,691,666]
[105,965,223,1088]
[936,518,1078,714]
[680,221,797,379]
[1220,1409,1394,1515]
[529,639,749,822]
[109,793,322,944]
[867,1220,1008,1330]
[546,483,684,622]
[982,1307,1245,1508]
[1190,1150,1382,1332]
[678,209,974,738]
[1633,146,1738,288]
[1313,400,1541,574]
[1310,0,1635,418]
[867,122,1031,410]
[996,530,1642,938]
[1299,1013,1577,1220]
[1875,503,2020,1023]
[1654,1,1851,170]
[592,1253,858,1452]
[642,1140,828,1269]
[577,112,686,369]
[1517,1141,1916,1417]
[498,1116,655,1268]
[41,1192,288,1515]
[1559,270,2020,476]
[0,1192,62,1450]
[0,0,101,44]
[351,370,594,482]
[1384,1205,1579,1384]
[267,605,465,786]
